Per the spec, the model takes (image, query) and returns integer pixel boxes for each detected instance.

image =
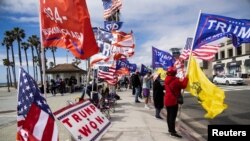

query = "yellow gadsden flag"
[186,55,228,119]
[155,68,167,80]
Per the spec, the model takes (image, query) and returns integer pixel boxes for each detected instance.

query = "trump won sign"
[54,100,111,141]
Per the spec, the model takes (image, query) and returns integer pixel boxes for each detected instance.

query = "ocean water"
[0,83,7,87]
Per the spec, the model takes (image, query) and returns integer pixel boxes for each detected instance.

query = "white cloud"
[0,0,38,15]
[9,16,39,23]
[1,0,250,73]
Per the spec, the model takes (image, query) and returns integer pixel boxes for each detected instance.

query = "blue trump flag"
[116,59,137,72]
[193,13,250,50]
[116,59,129,70]
[152,46,175,69]
[104,21,123,31]
[128,63,137,72]
[140,64,150,76]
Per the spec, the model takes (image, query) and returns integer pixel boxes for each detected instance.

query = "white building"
[212,40,250,78]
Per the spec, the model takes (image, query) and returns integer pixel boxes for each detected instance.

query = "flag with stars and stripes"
[102,0,122,19]
[180,37,220,61]
[98,66,118,85]
[17,68,58,141]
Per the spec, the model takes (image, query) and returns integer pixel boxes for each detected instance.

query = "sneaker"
[170,133,182,138]
[144,105,150,109]
[155,116,163,119]
[135,100,141,103]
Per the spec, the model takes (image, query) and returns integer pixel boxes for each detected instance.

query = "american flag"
[102,0,122,19]
[17,68,58,141]
[98,66,118,85]
[112,30,135,48]
[180,38,220,61]
[93,27,113,43]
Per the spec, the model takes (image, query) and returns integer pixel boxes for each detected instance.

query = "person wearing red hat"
[164,66,188,138]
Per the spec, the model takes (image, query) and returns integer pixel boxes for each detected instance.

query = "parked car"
[213,74,245,85]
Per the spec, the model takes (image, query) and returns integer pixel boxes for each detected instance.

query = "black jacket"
[153,79,164,109]
[132,74,141,87]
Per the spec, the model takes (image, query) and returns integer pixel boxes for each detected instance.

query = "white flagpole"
[178,10,202,120]
[185,10,202,75]
[84,58,90,98]
[38,0,47,98]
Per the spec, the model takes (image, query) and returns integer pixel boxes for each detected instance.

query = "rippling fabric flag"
[104,21,123,31]
[116,59,137,72]
[128,63,137,72]
[17,68,58,141]
[180,38,220,61]
[193,13,250,50]
[91,27,113,66]
[98,66,118,85]
[152,46,175,69]
[91,28,134,67]
[102,0,122,19]
[112,30,135,48]
[155,68,166,80]
[186,55,228,119]
[40,0,99,59]
[140,64,151,76]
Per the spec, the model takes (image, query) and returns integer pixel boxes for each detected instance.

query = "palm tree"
[49,61,54,68]
[21,42,30,73]
[12,27,25,66]
[36,44,43,84]
[2,35,13,87]
[28,35,42,82]
[3,31,17,88]
[3,59,11,92]
[50,47,57,65]
[33,56,39,81]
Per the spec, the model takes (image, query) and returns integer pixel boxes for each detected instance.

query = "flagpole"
[185,10,202,75]
[38,0,47,98]
[177,10,202,120]
[85,58,90,99]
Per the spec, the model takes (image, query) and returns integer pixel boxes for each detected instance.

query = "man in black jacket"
[133,71,141,103]
[130,73,135,95]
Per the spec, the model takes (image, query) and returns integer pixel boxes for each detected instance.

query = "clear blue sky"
[0,0,250,83]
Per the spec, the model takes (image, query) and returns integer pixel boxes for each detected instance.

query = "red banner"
[40,0,99,59]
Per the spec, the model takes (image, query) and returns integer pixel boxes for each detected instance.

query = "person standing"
[50,79,57,96]
[133,71,141,103]
[131,73,136,95]
[164,67,188,138]
[153,73,164,119]
[142,71,153,109]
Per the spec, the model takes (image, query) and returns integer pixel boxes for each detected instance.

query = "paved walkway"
[0,87,204,141]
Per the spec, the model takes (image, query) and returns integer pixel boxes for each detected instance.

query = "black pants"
[166,104,178,133]
[132,86,135,95]
[155,108,162,117]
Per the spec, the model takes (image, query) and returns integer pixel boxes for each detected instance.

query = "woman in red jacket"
[164,67,188,138]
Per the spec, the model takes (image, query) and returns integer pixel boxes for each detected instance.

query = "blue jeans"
[135,87,140,102]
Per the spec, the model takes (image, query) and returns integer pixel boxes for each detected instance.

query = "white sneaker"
[144,105,150,109]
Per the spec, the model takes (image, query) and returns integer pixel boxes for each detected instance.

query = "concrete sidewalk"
[0,87,204,141]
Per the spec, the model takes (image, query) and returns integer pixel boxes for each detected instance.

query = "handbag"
[168,81,184,105]
[177,93,184,104]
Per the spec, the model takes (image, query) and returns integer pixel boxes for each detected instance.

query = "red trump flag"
[39,0,99,59]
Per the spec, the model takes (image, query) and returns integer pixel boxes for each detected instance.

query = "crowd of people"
[41,66,188,139]
[129,67,188,138]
